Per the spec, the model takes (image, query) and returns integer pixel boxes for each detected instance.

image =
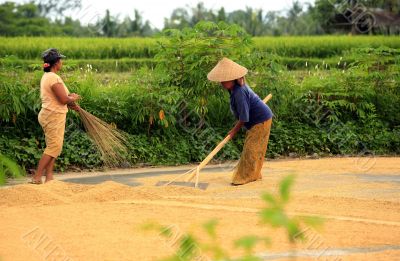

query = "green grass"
[0,37,159,59]
[0,56,155,71]
[253,35,400,57]
[0,56,344,71]
[1,54,392,72]
[1,36,399,60]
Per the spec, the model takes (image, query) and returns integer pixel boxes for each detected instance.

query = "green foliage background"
[0,22,399,171]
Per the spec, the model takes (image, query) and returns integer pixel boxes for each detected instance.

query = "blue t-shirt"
[229,84,273,130]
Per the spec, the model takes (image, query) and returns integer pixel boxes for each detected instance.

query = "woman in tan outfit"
[208,58,273,185]
[30,49,80,184]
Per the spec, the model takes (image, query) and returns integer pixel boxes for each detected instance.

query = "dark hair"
[234,77,245,87]
[42,48,65,72]
[43,58,60,72]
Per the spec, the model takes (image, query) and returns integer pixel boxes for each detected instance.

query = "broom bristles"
[78,108,128,167]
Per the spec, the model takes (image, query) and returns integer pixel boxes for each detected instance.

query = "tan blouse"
[40,72,70,113]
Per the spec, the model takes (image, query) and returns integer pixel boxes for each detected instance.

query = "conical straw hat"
[207,58,248,82]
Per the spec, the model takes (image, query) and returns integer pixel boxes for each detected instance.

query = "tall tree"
[164,8,191,29]
[35,0,81,19]
[190,2,211,26]
[101,9,117,37]
[131,9,143,33]
[311,0,338,34]
[217,7,227,22]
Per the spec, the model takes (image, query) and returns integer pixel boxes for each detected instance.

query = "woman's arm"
[51,83,80,105]
[229,121,245,138]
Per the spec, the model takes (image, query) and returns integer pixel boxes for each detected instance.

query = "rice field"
[1,36,399,60]
[1,36,399,73]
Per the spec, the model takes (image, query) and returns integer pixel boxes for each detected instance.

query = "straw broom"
[78,108,128,167]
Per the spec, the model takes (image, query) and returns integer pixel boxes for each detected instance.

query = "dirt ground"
[0,157,399,261]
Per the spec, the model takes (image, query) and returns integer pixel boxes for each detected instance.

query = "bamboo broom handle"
[196,135,231,171]
[262,93,273,104]
[187,93,273,182]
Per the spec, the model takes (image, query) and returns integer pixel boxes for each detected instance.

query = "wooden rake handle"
[187,93,273,185]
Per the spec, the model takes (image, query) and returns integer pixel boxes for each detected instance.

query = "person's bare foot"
[28,178,42,185]
[45,173,54,183]
[29,170,43,184]
[44,172,54,183]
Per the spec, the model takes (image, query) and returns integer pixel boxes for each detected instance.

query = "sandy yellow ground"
[0,157,399,260]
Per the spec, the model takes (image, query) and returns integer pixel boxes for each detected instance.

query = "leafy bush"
[155,21,252,119]
[0,154,25,185]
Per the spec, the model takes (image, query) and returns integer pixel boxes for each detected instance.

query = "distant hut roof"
[371,9,400,26]
[334,8,400,29]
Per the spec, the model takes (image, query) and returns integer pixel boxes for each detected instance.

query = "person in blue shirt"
[208,58,273,185]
